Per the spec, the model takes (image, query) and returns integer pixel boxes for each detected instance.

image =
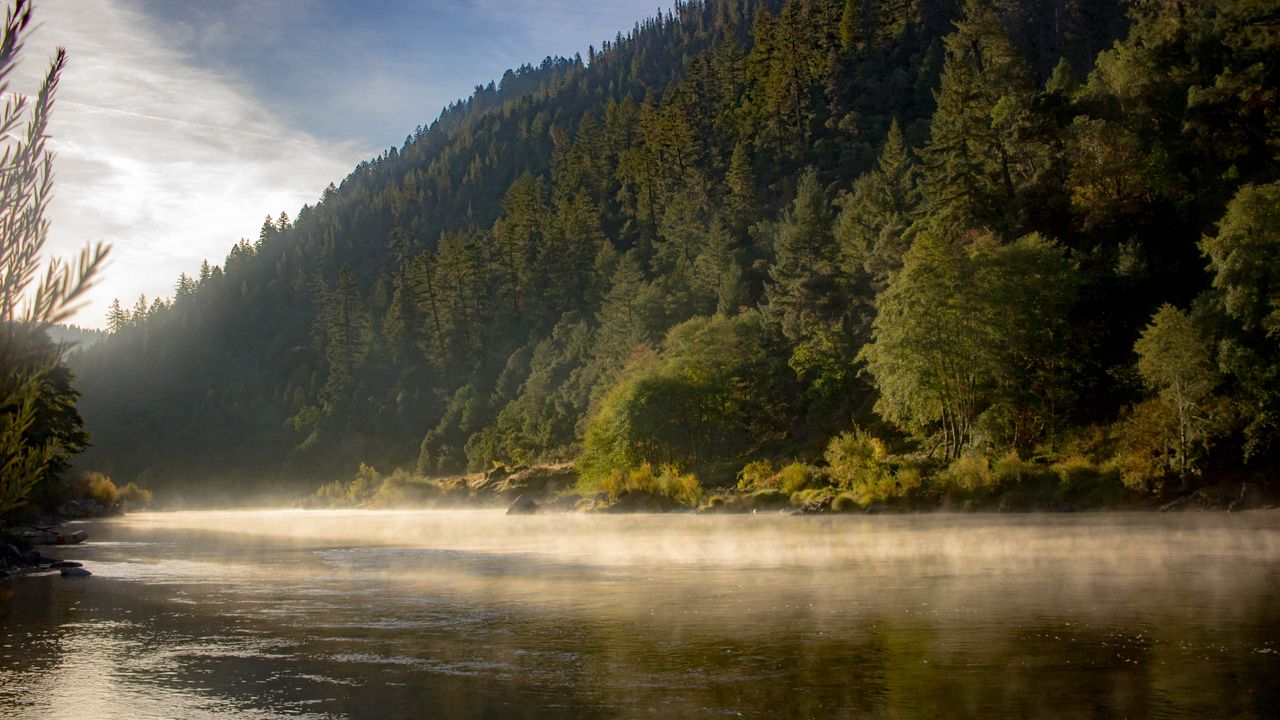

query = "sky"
[11,0,657,328]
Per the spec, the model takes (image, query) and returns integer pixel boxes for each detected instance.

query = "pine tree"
[919,0,1039,234]
[320,267,370,410]
[106,299,129,334]
[763,168,840,342]
[491,173,547,318]
[835,118,920,290]
[725,140,756,234]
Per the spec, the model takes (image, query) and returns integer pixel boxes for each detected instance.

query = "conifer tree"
[835,118,920,290]
[320,267,370,410]
[763,168,839,342]
[919,0,1039,234]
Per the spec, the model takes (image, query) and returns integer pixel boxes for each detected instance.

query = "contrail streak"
[59,99,333,148]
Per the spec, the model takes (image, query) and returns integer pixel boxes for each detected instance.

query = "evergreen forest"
[68,0,1280,508]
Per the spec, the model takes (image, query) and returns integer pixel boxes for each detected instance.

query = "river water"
[1,510,1278,719]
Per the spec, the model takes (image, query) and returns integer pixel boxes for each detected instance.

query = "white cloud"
[12,0,371,327]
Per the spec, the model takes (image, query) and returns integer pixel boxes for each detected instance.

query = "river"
[1,510,1278,718]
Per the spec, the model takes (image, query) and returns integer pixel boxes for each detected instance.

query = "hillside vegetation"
[73,0,1280,508]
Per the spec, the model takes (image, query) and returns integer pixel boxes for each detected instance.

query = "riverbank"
[0,529,93,579]
[303,461,1280,516]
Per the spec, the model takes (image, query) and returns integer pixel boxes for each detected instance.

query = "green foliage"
[579,312,793,483]
[1134,305,1224,481]
[116,481,153,508]
[736,459,776,491]
[1113,399,1179,493]
[824,428,924,506]
[936,455,997,493]
[862,228,1078,458]
[1050,455,1117,491]
[835,119,920,290]
[1202,182,1280,457]
[763,168,840,343]
[61,0,1280,502]
[831,492,859,513]
[592,463,703,507]
[733,459,817,494]
[0,3,104,522]
[776,462,816,495]
[824,429,890,490]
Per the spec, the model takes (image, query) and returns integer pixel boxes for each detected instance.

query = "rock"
[21,549,42,565]
[4,544,20,561]
[506,494,538,515]
[51,561,83,569]
[60,567,92,578]
[490,463,577,501]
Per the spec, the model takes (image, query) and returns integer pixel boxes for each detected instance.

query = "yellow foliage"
[116,482,153,508]
[79,472,119,506]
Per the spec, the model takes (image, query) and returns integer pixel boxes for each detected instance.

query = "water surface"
[2,510,1278,718]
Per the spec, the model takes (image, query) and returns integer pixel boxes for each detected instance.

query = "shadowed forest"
[46,0,1280,510]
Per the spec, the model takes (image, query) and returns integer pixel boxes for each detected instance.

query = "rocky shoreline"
[0,500,122,582]
[0,540,91,579]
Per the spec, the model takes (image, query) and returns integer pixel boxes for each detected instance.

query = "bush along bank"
[311,431,1279,516]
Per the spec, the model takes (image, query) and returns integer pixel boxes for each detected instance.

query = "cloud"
[9,0,661,327]
[12,0,371,327]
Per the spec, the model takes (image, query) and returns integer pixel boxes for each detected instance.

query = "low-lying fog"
[3,510,1277,719]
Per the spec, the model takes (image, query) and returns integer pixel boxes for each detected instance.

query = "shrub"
[733,459,814,494]
[893,466,923,496]
[76,472,119,506]
[777,462,816,494]
[593,463,703,507]
[748,488,790,507]
[832,493,859,513]
[116,482,153,508]
[345,464,382,504]
[936,455,996,493]
[736,459,776,491]
[1052,456,1099,488]
[578,313,796,484]
[369,475,410,507]
[992,451,1054,485]
[1113,400,1176,492]
[789,487,835,508]
[1050,456,1124,497]
[313,464,387,507]
[314,479,348,505]
[825,429,892,493]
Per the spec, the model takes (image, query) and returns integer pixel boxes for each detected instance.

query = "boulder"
[506,494,538,515]
[60,567,92,578]
[21,549,41,565]
[52,560,83,569]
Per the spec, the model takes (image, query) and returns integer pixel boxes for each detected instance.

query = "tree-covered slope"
[73,0,1279,501]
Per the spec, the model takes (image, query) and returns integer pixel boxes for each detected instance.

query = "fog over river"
[2,510,1278,718]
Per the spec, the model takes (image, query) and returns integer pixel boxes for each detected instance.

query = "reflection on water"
[1,510,1278,719]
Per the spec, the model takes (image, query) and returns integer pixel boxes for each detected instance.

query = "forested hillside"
[73,0,1279,504]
